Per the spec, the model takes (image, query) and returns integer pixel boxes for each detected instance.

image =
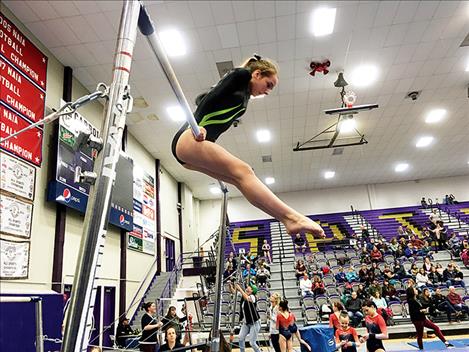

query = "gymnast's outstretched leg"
[176,128,325,238]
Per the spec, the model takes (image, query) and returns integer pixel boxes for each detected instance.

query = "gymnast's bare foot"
[284,214,325,238]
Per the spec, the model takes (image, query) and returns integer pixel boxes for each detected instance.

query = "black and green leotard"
[171,68,252,164]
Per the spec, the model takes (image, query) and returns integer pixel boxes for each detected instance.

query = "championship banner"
[0,152,36,200]
[129,168,156,254]
[0,238,30,279]
[0,193,33,238]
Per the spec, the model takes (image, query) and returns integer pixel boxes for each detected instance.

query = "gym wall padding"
[0,292,63,351]
[299,325,336,352]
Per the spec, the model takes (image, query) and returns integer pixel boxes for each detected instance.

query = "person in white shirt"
[416,268,432,289]
[269,292,281,352]
[299,274,313,297]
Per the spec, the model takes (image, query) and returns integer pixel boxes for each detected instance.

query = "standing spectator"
[329,302,345,332]
[299,274,313,297]
[262,239,272,263]
[161,306,187,344]
[269,292,281,352]
[345,291,364,328]
[294,234,307,253]
[444,263,466,288]
[140,302,163,352]
[406,287,452,350]
[430,287,459,322]
[360,301,388,352]
[335,312,361,352]
[232,283,261,352]
[447,286,469,317]
[421,197,428,209]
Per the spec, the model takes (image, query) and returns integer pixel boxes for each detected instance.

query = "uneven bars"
[138,3,201,137]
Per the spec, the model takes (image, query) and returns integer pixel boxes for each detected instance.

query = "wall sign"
[0,152,36,200]
[0,193,33,238]
[0,238,30,279]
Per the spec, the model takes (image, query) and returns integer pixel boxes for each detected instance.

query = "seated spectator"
[116,317,134,348]
[370,246,383,262]
[410,263,419,279]
[382,279,399,302]
[345,266,359,283]
[295,259,307,280]
[356,284,368,300]
[421,197,428,209]
[256,264,270,288]
[410,235,424,249]
[405,244,417,259]
[335,266,347,283]
[360,225,370,244]
[368,279,382,297]
[370,262,382,279]
[294,233,307,253]
[299,274,313,297]
[312,275,325,297]
[371,291,392,324]
[393,262,409,280]
[345,291,363,327]
[429,209,441,223]
[448,233,461,252]
[418,288,433,311]
[227,251,238,271]
[262,239,272,263]
[416,268,432,289]
[422,256,433,273]
[360,247,371,265]
[389,238,399,256]
[436,263,444,277]
[397,226,406,240]
[358,264,368,283]
[461,248,469,268]
[428,266,443,286]
[447,286,469,317]
[430,287,459,322]
[382,266,397,284]
[444,263,466,288]
[366,239,375,253]
[242,263,256,280]
[224,263,235,281]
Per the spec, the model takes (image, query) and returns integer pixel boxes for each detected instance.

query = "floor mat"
[407,339,468,350]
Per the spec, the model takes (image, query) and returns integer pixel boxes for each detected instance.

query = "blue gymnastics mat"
[407,338,469,350]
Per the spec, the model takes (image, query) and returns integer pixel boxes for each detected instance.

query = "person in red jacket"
[447,286,469,317]
[370,246,383,263]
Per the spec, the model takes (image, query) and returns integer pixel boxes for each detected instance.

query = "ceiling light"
[425,109,446,124]
[209,186,221,195]
[265,177,275,185]
[166,106,186,122]
[256,129,271,143]
[466,60,469,72]
[350,64,379,87]
[311,8,336,37]
[416,136,434,148]
[338,117,356,133]
[395,163,409,172]
[159,29,186,57]
[251,94,265,99]
[324,171,335,179]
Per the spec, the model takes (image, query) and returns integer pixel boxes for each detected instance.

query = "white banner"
[0,238,30,279]
[0,194,33,238]
[0,152,36,200]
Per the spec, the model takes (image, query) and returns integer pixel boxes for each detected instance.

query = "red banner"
[0,57,45,123]
[0,12,47,90]
[0,104,42,166]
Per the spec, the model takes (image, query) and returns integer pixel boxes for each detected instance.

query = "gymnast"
[172,54,325,238]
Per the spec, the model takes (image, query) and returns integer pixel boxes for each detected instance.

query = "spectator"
[262,239,272,263]
[116,317,134,348]
[335,266,347,283]
[382,280,399,302]
[448,233,461,252]
[294,234,307,253]
[436,263,444,277]
[356,284,368,301]
[360,225,370,244]
[429,209,441,223]
[227,251,238,271]
[410,235,424,249]
[312,275,325,297]
[224,263,235,281]
[329,302,345,332]
[242,263,256,281]
[161,306,187,344]
[370,262,382,280]
[382,266,397,284]
[448,194,457,204]
[335,312,361,352]
[405,244,417,259]
[368,280,382,298]
[416,268,432,289]
[410,263,419,279]
[389,238,399,256]
[295,260,307,280]
[397,226,406,240]
[269,293,281,352]
[370,246,383,263]
[346,266,359,283]
[360,248,371,265]
[358,264,368,283]
[256,264,270,288]
[371,291,388,311]
[422,257,433,273]
[444,263,466,288]
[160,327,185,352]
[428,266,443,286]
[447,286,469,317]
[418,288,433,311]
[345,291,364,328]
[406,287,452,350]
[140,302,163,352]
[430,287,459,323]
[393,262,409,280]
[299,274,313,297]
[421,197,428,209]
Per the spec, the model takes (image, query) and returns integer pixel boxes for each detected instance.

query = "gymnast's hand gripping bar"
[138,3,201,137]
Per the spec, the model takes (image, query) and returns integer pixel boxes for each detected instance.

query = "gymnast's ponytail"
[241,53,278,77]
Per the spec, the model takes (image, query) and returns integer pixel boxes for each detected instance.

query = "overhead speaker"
[334,72,348,88]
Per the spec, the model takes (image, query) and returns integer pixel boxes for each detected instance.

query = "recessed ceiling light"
[311,8,336,37]
[265,177,275,185]
[395,163,409,172]
[159,29,186,57]
[256,129,271,143]
[425,109,446,124]
[350,64,379,87]
[416,136,434,148]
[324,171,335,179]
[209,186,221,195]
[338,118,356,133]
[166,106,186,122]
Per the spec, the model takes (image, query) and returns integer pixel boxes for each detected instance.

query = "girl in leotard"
[172,55,324,239]
[276,300,310,352]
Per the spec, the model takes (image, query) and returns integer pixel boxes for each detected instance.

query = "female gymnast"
[172,55,325,238]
